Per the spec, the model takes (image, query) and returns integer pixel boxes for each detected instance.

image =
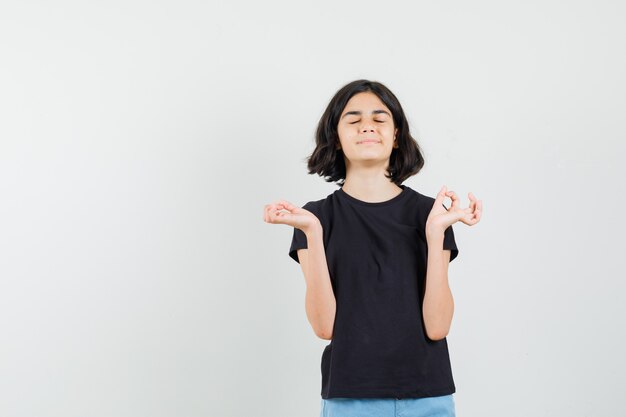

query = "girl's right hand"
[263,200,320,232]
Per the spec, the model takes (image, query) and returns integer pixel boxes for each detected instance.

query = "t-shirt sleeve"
[443,224,459,263]
[288,201,316,264]
[289,227,307,264]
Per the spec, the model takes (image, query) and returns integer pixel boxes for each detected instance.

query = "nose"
[361,123,375,133]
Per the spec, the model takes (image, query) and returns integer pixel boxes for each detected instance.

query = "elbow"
[425,327,449,341]
[316,327,333,340]
[427,333,447,341]
[423,310,453,341]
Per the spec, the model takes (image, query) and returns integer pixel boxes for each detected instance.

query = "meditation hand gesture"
[263,200,320,233]
[426,185,482,237]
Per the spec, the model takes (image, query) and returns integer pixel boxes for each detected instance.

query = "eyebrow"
[341,109,391,119]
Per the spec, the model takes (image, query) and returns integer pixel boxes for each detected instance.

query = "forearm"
[422,231,454,341]
[303,224,336,339]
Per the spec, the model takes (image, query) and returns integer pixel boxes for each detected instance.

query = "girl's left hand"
[426,185,482,235]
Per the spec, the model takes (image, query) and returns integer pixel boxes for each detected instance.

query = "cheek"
[381,126,395,137]
[337,125,353,141]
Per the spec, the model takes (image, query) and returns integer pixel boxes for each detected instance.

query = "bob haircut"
[306,79,425,186]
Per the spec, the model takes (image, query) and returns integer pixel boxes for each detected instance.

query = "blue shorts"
[320,394,456,417]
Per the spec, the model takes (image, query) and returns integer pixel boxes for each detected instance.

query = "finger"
[269,208,289,224]
[434,185,447,209]
[274,200,298,211]
[470,192,480,213]
[462,197,481,223]
[445,190,460,210]
[470,200,482,223]
[268,202,291,220]
[266,203,285,222]
[265,206,275,223]
[264,204,272,222]
[461,215,474,226]
[466,211,480,225]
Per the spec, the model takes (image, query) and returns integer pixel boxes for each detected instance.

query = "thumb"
[434,185,447,208]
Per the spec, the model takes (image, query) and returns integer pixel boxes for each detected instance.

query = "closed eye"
[349,120,385,124]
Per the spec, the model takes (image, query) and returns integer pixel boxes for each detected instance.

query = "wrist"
[303,220,323,237]
[425,226,445,244]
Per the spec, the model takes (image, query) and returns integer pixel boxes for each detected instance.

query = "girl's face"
[336,91,398,167]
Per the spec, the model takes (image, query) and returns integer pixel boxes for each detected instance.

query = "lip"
[357,139,381,144]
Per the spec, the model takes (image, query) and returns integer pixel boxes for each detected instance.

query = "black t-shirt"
[288,184,459,399]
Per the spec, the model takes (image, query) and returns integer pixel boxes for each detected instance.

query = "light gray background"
[1,1,625,416]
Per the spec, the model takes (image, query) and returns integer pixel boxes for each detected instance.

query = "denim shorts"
[320,394,455,417]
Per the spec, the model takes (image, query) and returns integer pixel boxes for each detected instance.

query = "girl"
[263,79,482,417]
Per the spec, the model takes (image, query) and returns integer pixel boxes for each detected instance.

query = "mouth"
[357,139,381,144]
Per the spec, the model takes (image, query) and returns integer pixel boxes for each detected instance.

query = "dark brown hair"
[305,79,425,186]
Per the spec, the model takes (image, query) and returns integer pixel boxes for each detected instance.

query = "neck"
[341,166,402,203]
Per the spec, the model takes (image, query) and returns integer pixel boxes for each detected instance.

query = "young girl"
[263,79,482,417]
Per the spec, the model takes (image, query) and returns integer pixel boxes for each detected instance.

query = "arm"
[422,229,454,341]
[297,222,336,340]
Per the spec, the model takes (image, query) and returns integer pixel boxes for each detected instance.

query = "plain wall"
[1,1,625,416]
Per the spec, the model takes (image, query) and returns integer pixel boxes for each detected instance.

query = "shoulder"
[402,187,437,224]
[303,188,338,210]
[404,186,435,209]
[300,190,337,222]
[302,199,322,211]
[301,195,329,217]
[302,198,324,214]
